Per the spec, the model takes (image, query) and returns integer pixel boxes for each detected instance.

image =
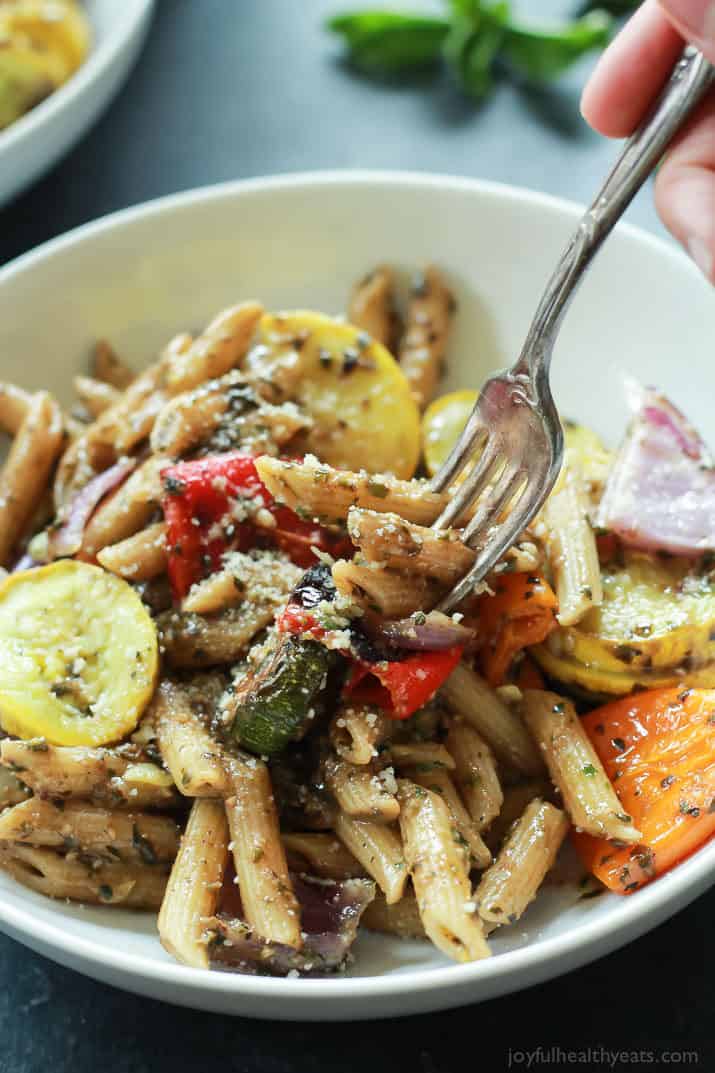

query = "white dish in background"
[0,172,713,1019]
[0,0,154,209]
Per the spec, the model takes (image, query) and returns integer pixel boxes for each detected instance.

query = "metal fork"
[432,46,715,614]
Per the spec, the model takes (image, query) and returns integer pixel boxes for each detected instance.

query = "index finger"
[581,0,683,137]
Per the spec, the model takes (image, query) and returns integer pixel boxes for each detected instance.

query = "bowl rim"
[0,169,710,1005]
[0,0,155,157]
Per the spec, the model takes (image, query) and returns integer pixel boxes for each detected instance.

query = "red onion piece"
[375,610,475,651]
[48,457,137,559]
[597,388,715,556]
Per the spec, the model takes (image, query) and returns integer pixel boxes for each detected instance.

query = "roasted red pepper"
[162,452,350,600]
[345,646,464,719]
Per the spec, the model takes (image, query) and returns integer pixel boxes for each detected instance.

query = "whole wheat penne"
[74,375,121,418]
[389,743,456,772]
[441,662,544,776]
[333,812,407,904]
[0,739,180,809]
[347,508,474,584]
[158,799,229,968]
[0,391,64,566]
[0,797,181,863]
[348,265,399,350]
[159,558,302,668]
[0,766,30,810]
[398,266,455,407]
[282,832,366,880]
[97,522,168,581]
[166,302,264,394]
[445,722,503,832]
[361,888,426,939]
[475,798,569,925]
[325,757,400,823]
[483,777,554,854]
[0,382,31,435]
[397,780,490,962]
[182,550,298,616]
[81,456,164,557]
[407,768,491,870]
[332,558,442,618]
[256,455,446,528]
[225,757,302,948]
[538,460,602,627]
[0,843,168,908]
[330,705,391,766]
[151,678,228,797]
[151,375,233,457]
[521,690,641,843]
[91,340,135,390]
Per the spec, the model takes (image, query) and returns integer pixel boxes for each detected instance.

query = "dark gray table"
[0,3,709,1070]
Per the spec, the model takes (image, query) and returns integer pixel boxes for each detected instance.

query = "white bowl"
[0,172,713,1020]
[0,0,154,208]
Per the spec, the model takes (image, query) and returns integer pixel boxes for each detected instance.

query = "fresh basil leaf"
[327,12,450,74]
[443,3,509,99]
[502,10,613,82]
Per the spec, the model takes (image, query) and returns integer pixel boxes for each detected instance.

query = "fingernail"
[687,236,714,281]
[659,0,715,39]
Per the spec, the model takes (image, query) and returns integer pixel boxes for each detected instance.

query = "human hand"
[582,0,715,283]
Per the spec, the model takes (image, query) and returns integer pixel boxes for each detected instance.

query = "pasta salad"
[0,264,712,977]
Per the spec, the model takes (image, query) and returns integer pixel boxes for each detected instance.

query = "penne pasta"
[0,391,64,566]
[441,662,545,776]
[483,777,554,855]
[158,799,229,968]
[282,832,366,880]
[332,558,442,618]
[182,550,299,616]
[361,887,427,939]
[325,757,400,823]
[538,460,602,627]
[0,796,181,863]
[0,766,30,810]
[0,382,31,435]
[225,757,302,948]
[521,690,642,843]
[329,705,392,766]
[97,522,167,581]
[389,742,455,772]
[445,722,503,832]
[74,375,121,418]
[347,508,474,585]
[475,798,569,925]
[348,265,400,350]
[0,843,168,909]
[91,340,135,390]
[255,455,446,528]
[81,456,164,557]
[407,768,491,870]
[397,780,490,962]
[0,738,180,810]
[165,302,264,394]
[151,678,229,797]
[333,812,407,904]
[398,266,455,407]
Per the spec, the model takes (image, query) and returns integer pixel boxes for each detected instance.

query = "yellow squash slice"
[533,553,715,698]
[0,561,158,746]
[246,311,421,479]
[421,389,477,477]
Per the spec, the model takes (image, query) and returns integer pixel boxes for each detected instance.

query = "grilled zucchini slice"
[230,635,336,755]
[0,561,158,746]
[533,552,715,698]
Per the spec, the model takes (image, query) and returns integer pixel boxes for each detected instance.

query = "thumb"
[658,0,715,61]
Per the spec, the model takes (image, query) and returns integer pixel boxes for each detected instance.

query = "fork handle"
[515,46,715,386]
